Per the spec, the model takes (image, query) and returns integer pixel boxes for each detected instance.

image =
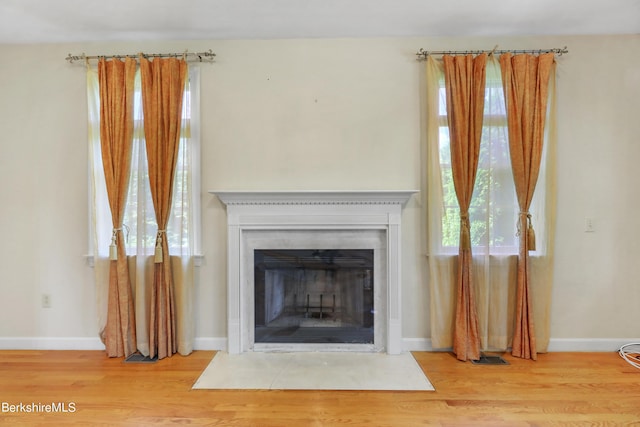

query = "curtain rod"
[65,49,216,64]
[415,46,568,60]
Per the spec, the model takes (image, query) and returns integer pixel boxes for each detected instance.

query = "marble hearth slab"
[192,351,434,391]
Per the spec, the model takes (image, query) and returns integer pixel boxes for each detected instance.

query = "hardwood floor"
[0,350,639,426]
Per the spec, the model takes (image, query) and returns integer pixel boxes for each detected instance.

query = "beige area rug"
[192,351,434,391]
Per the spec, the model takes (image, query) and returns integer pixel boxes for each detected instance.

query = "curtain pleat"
[98,58,137,358]
[140,57,188,360]
[442,54,487,361]
[500,53,555,360]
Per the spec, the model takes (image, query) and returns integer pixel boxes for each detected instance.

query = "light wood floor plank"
[0,350,639,425]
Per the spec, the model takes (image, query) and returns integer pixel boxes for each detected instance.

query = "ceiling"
[1,0,638,44]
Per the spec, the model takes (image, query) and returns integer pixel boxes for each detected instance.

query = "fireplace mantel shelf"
[211,190,417,206]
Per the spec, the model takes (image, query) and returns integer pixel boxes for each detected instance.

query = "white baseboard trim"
[2,337,637,353]
[193,337,227,351]
[402,338,433,352]
[0,337,228,351]
[401,337,640,353]
[0,337,105,350]
[546,338,640,352]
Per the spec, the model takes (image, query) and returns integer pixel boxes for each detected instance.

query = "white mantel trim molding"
[215,190,417,206]
[212,190,417,355]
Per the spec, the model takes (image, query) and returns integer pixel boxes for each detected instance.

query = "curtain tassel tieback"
[109,228,121,261]
[517,212,536,252]
[459,213,472,250]
[109,225,130,260]
[527,217,536,252]
[154,230,166,263]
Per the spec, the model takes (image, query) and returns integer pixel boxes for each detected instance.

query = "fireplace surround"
[213,191,415,354]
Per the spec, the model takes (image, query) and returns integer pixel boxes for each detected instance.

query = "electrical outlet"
[42,294,52,308]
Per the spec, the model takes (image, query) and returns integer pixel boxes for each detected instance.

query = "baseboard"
[402,338,433,352]
[0,337,105,350]
[0,337,228,351]
[401,337,640,353]
[193,337,227,351]
[2,337,637,352]
[546,338,640,352]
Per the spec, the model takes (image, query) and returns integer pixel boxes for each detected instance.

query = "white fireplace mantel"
[212,190,417,355]
[215,190,417,206]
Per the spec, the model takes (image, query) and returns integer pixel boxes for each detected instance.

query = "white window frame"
[86,65,202,265]
[435,76,519,256]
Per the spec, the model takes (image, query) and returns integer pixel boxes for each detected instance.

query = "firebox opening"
[254,249,374,344]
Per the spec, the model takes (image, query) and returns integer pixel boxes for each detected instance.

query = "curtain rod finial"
[66,53,86,63]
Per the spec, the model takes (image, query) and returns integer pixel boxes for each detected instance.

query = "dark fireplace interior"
[254,249,374,344]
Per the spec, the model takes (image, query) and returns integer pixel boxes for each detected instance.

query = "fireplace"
[254,249,375,345]
[213,191,415,354]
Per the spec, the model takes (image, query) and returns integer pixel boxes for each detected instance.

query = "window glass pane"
[438,87,447,115]
[166,78,191,252]
[438,73,517,253]
[122,72,192,254]
[442,206,460,247]
[438,126,450,165]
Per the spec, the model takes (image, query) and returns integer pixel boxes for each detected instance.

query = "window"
[426,54,556,353]
[435,63,518,255]
[87,65,201,260]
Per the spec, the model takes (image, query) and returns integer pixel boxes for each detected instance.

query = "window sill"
[84,254,205,268]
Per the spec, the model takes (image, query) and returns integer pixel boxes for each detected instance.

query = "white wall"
[0,34,638,350]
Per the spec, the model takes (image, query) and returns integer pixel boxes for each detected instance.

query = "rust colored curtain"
[442,54,487,361]
[140,57,188,360]
[98,58,137,357]
[500,53,555,360]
